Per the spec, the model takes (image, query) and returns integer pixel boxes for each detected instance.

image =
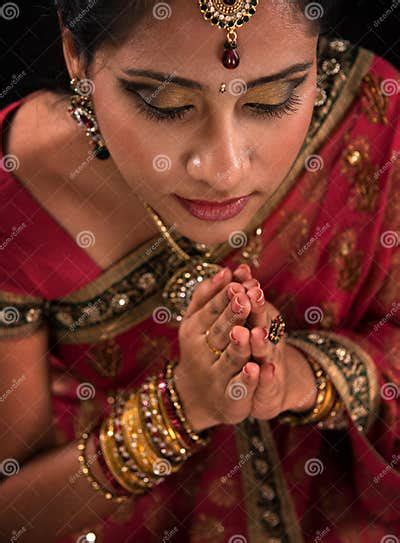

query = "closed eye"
[121,74,307,123]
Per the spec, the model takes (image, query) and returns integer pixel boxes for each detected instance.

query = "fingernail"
[243,364,250,376]
[267,363,275,376]
[254,288,265,305]
[212,268,227,284]
[232,294,246,314]
[238,264,251,274]
[227,285,241,300]
[263,327,270,343]
[229,329,240,345]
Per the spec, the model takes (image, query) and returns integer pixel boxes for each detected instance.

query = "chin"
[176,215,253,246]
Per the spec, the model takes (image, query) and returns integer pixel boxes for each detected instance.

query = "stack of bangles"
[77,358,211,502]
[277,349,349,429]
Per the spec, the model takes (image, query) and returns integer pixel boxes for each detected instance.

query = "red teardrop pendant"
[222,43,240,69]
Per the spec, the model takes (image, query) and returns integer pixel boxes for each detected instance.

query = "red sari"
[0,37,399,542]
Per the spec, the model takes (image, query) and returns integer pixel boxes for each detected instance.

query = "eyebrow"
[121,61,314,91]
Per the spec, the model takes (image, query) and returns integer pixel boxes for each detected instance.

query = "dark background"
[1,0,400,107]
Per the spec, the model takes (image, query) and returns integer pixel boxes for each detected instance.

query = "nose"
[186,112,252,194]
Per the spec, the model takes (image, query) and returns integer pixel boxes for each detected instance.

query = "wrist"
[282,344,318,414]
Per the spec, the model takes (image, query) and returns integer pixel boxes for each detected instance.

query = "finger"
[242,278,260,290]
[232,263,252,283]
[184,267,232,319]
[245,286,270,328]
[250,326,276,365]
[252,362,280,418]
[204,291,251,344]
[212,325,251,379]
[196,288,249,335]
[225,360,260,405]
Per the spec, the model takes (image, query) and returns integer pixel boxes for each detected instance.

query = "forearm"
[0,431,132,542]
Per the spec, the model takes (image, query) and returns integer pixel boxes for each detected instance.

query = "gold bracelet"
[99,416,149,494]
[149,376,189,460]
[77,430,131,503]
[165,359,210,447]
[140,377,184,461]
[121,391,169,478]
[316,395,349,430]
[278,353,337,426]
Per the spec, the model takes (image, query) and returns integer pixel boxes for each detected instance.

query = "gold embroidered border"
[285,331,380,433]
[234,420,304,543]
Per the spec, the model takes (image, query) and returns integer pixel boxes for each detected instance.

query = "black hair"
[2,0,342,101]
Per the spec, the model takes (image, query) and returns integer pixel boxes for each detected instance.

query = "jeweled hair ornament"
[198,0,259,69]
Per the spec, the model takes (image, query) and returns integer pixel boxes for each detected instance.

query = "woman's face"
[79,0,318,245]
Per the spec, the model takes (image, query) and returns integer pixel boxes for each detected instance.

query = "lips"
[175,193,253,221]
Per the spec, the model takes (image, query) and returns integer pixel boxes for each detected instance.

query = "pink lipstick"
[175,194,253,221]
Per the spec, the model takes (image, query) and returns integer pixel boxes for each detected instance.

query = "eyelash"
[128,88,303,123]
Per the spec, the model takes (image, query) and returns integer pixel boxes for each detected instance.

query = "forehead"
[103,0,317,83]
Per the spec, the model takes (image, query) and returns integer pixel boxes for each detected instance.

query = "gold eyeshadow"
[243,80,300,105]
[120,74,307,109]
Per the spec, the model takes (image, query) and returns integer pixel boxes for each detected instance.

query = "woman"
[0,0,399,541]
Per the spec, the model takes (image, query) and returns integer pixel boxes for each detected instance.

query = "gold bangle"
[149,376,189,459]
[148,379,189,464]
[278,353,337,426]
[140,378,184,460]
[165,360,210,447]
[99,416,149,494]
[122,391,171,478]
[77,430,131,503]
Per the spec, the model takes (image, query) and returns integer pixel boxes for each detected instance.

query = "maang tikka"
[198,0,259,69]
[68,77,110,160]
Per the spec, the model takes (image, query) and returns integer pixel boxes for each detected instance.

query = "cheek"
[94,94,177,188]
[262,91,315,180]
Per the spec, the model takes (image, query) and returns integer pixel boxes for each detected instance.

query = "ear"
[57,11,84,80]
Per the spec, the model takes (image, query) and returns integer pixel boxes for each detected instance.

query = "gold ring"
[267,314,286,345]
[205,329,223,358]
